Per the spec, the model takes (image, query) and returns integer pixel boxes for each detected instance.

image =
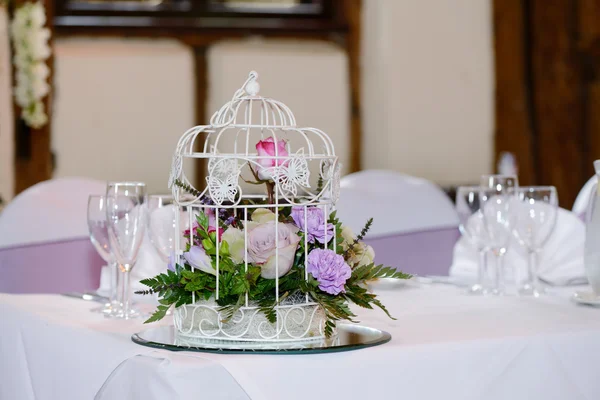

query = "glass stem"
[477,250,487,288]
[116,266,124,307]
[528,251,539,290]
[495,252,505,294]
[122,269,131,319]
[109,261,119,305]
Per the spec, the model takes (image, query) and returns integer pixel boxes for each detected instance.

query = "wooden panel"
[194,46,208,190]
[578,0,600,177]
[14,0,54,195]
[342,0,361,172]
[493,0,536,185]
[529,0,584,207]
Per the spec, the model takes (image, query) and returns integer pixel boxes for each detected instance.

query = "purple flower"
[291,206,334,244]
[183,245,215,276]
[307,249,351,295]
[167,252,177,271]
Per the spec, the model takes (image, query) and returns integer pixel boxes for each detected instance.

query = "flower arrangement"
[10,1,50,128]
[139,137,411,338]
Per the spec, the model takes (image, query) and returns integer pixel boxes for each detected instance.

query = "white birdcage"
[169,71,341,343]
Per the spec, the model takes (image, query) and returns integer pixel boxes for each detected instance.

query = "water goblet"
[147,195,182,261]
[456,186,490,295]
[512,186,558,297]
[479,174,519,295]
[87,195,121,313]
[106,182,147,319]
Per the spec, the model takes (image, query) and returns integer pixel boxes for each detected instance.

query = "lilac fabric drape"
[364,227,460,276]
[0,238,104,294]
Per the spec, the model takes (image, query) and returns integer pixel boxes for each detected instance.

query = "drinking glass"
[512,186,558,296]
[455,186,489,294]
[106,182,147,319]
[147,195,184,262]
[479,175,518,295]
[87,195,119,313]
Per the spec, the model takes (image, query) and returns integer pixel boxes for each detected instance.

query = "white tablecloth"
[2,284,600,400]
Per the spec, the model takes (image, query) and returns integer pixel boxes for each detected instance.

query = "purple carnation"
[307,249,352,295]
[291,206,334,244]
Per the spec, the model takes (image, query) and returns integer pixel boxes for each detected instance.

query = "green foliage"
[343,217,373,259]
[196,212,209,232]
[349,263,412,284]
[174,179,201,197]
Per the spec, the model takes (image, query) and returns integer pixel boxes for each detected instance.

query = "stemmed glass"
[455,186,489,294]
[106,182,147,319]
[87,195,119,313]
[512,186,558,297]
[147,195,180,263]
[479,175,518,295]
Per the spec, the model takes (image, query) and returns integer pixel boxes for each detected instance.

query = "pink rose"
[255,137,288,180]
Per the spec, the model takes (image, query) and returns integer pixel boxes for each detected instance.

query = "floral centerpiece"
[138,72,410,342]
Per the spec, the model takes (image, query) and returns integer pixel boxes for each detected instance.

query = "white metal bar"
[244,207,249,307]
[275,184,279,337]
[304,205,309,303]
[188,205,195,304]
[215,207,220,300]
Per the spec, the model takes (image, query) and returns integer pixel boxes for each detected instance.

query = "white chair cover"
[0,177,106,248]
[336,170,459,237]
[573,175,598,217]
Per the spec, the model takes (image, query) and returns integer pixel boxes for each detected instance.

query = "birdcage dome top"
[168,71,340,207]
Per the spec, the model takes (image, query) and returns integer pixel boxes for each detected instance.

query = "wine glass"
[87,195,119,313]
[455,186,489,295]
[147,195,183,262]
[512,186,558,297]
[479,175,518,295]
[106,182,147,319]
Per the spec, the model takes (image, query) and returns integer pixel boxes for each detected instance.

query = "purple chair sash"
[0,238,104,294]
[364,227,460,276]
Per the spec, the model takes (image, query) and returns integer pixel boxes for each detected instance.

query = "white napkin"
[130,233,167,291]
[449,207,586,286]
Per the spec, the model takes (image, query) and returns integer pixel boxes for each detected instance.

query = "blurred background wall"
[29,0,493,195]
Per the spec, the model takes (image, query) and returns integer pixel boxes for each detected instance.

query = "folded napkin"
[449,207,586,286]
[131,233,167,291]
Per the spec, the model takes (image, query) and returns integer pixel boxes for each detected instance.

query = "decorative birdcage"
[168,71,341,343]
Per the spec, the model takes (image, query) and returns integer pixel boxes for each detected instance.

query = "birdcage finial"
[244,71,260,96]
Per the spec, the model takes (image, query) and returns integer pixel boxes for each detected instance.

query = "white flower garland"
[10,1,51,129]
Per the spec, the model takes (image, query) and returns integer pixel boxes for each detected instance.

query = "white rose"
[340,225,376,267]
[221,227,246,264]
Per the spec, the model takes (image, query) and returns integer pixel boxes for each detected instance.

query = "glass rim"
[480,174,518,179]
[517,186,557,192]
[456,185,482,192]
[106,181,146,187]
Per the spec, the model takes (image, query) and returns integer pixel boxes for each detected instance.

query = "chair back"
[0,177,106,293]
[336,170,460,275]
[0,177,105,247]
[0,239,103,293]
[337,170,459,237]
